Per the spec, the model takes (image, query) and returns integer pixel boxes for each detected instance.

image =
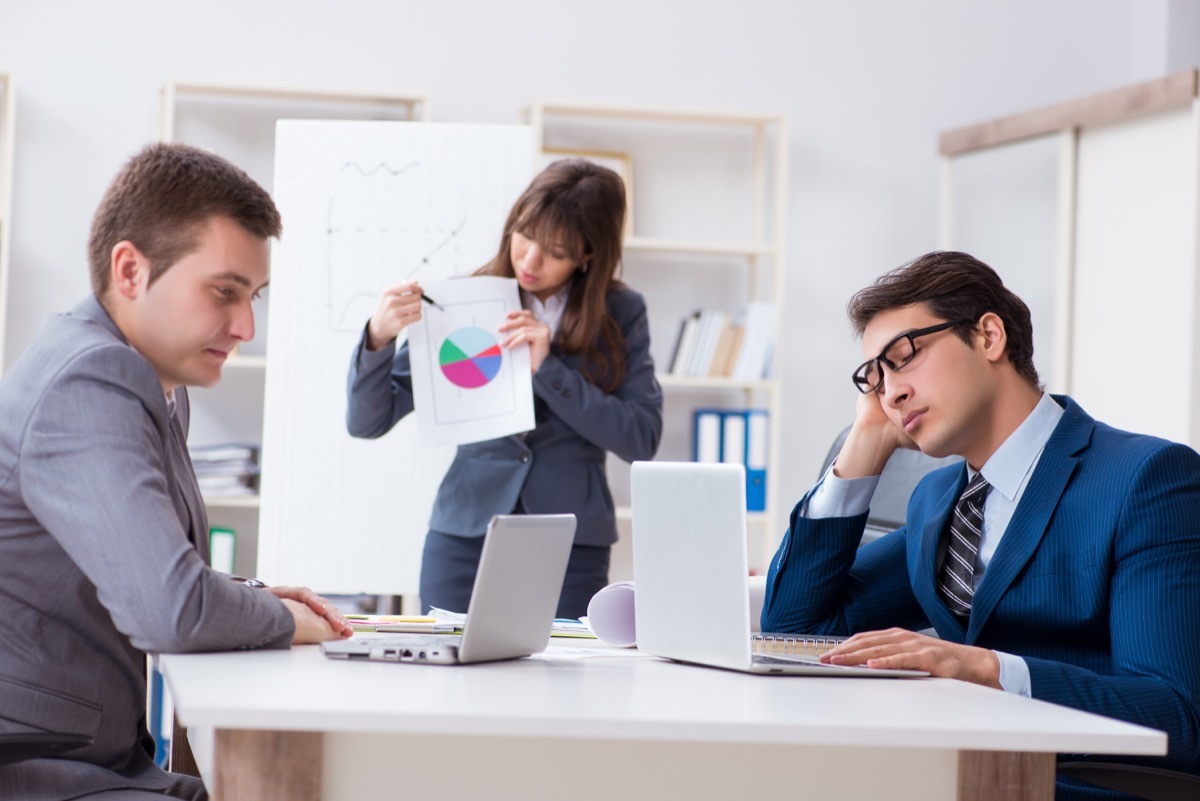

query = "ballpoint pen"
[420,293,445,311]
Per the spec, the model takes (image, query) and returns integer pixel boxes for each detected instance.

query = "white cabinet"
[158,82,428,577]
[940,69,1200,450]
[526,102,789,573]
[0,73,15,371]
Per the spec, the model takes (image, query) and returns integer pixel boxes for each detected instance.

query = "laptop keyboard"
[753,653,823,666]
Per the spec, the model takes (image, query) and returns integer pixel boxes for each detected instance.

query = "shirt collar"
[521,282,571,314]
[520,280,572,336]
[976,392,1064,501]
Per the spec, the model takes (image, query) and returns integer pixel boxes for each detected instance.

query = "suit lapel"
[169,389,210,562]
[964,399,1091,643]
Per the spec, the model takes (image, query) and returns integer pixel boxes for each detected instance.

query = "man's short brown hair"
[848,251,1040,388]
[88,142,282,297]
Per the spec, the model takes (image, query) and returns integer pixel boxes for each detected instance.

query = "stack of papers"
[345,615,460,633]
[190,442,260,497]
[347,610,598,638]
[551,618,597,639]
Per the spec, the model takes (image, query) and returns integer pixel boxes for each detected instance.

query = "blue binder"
[147,665,171,767]
[690,408,769,511]
[744,410,769,512]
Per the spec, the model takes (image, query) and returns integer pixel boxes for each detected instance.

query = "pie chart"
[439,327,503,389]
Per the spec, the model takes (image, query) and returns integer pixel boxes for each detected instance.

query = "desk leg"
[212,729,322,801]
[958,750,1055,801]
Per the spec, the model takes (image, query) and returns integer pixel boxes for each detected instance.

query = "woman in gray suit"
[347,159,663,617]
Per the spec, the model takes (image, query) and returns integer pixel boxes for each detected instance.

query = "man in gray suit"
[0,143,353,799]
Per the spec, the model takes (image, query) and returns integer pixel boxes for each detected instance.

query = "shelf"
[165,82,430,110]
[530,101,784,128]
[624,237,777,258]
[616,504,767,524]
[657,374,774,392]
[202,495,261,510]
[532,100,789,570]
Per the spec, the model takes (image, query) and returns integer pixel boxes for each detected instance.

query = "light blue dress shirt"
[805,393,1064,696]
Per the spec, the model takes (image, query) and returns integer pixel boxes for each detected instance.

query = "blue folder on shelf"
[691,408,769,512]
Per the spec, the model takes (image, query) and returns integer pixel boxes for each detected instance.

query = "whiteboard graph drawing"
[325,157,474,331]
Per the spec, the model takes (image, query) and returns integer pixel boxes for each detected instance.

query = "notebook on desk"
[321,514,575,665]
[630,461,926,678]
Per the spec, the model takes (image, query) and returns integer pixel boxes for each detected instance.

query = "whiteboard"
[258,121,533,593]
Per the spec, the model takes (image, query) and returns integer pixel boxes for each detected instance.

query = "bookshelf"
[158,82,429,575]
[525,102,789,574]
[0,73,15,371]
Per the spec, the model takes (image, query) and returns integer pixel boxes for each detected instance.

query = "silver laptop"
[630,461,926,678]
[322,514,575,665]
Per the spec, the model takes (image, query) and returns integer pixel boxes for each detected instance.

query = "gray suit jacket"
[347,286,663,546]
[0,296,294,800]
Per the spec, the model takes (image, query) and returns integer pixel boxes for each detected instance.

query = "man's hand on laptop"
[820,627,1001,687]
[270,586,355,643]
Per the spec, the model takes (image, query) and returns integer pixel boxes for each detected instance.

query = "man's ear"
[110,240,149,300]
[977,312,1008,363]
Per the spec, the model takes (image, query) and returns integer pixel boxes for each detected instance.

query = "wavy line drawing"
[341,160,420,178]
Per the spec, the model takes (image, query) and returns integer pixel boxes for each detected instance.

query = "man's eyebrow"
[214,271,253,288]
[215,272,269,293]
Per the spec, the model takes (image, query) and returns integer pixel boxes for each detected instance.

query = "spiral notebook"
[750,632,846,659]
[630,461,926,678]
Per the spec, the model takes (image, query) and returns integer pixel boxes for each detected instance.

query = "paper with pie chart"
[407,276,534,446]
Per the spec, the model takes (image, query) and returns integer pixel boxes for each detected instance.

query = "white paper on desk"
[407,276,534,447]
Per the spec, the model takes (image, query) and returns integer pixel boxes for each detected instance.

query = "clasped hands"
[268,586,355,645]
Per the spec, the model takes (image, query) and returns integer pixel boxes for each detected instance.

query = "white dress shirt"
[521,281,572,338]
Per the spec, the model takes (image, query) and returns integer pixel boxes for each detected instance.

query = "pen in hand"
[421,293,445,312]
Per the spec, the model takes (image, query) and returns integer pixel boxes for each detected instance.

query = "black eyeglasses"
[852,318,974,394]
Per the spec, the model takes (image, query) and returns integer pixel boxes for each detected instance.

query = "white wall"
[0,0,1189,517]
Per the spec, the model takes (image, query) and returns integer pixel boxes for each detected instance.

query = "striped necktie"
[937,473,991,617]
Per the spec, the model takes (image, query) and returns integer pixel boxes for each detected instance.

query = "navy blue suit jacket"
[762,396,1200,789]
[347,286,662,546]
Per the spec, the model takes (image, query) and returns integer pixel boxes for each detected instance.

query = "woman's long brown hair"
[475,158,628,392]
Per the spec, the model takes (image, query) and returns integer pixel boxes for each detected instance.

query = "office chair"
[817,425,961,542]
[0,732,93,767]
[748,425,959,630]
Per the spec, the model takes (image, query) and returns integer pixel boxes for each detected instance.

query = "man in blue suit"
[761,251,1200,798]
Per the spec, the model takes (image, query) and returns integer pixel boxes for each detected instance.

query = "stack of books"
[189,442,260,497]
[665,302,776,380]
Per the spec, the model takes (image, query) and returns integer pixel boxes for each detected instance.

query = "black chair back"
[819,425,961,539]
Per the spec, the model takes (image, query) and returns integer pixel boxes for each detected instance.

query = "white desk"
[160,643,1165,801]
